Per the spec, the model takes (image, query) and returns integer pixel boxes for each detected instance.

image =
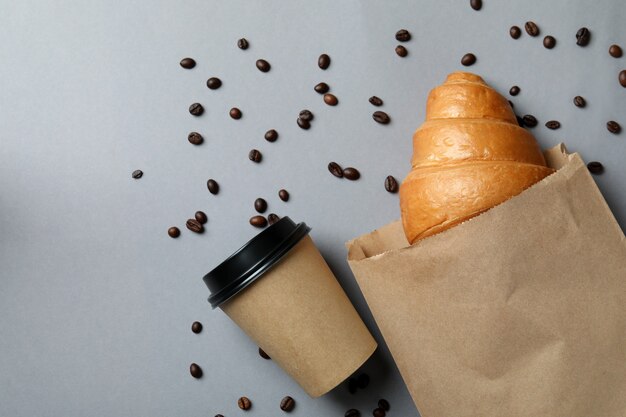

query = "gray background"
[1,0,624,416]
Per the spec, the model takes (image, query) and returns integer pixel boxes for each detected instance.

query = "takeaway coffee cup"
[203,217,377,397]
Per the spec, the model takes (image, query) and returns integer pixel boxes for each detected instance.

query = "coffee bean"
[345,409,360,417]
[299,109,314,122]
[318,54,331,70]
[378,399,390,411]
[373,408,386,417]
[207,179,219,194]
[395,29,411,42]
[525,21,539,37]
[609,44,623,58]
[509,86,520,96]
[470,0,482,10]
[314,82,330,94]
[372,111,390,125]
[278,189,289,202]
[167,226,180,238]
[256,59,271,72]
[385,175,399,193]
[324,93,338,106]
[395,45,408,57]
[237,38,249,50]
[297,117,310,130]
[576,27,591,46]
[280,396,295,412]
[587,161,604,174]
[267,213,280,225]
[573,95,586,108]
[180,57,196,69]
[250,215,268,228]
[543,35,556,49]
[258,347,271,359]
[189,363,203,379]
[620,70,626,88]
[195,211,208,224]
[357,373,369,388]
[328,162,343,178]
[191,321,202,334]
[238,397,252,410]
[188,132,203,145]
[343,167,360,181]
[461,53,476,66]
[607,120,621,134]
[248,149,262,163]
[189,103,204,116]
[230,107,242,120]
[545,120,561,130]
[347,377,358,394]
[522,114,538,128]
[206,77,222,89]
[132,169,143,179]
[510,25,522,39]
[369,96,383,106]
[254,198,267,213]
[265,129,279,142]
[216,414,224,417]
[186,219,204,233]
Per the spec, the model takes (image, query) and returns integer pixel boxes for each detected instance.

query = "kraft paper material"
[346,144,626,417]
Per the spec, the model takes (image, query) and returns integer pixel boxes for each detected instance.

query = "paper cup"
[203,217,377,397]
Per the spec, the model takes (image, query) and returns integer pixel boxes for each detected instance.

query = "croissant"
[399,72,555,244]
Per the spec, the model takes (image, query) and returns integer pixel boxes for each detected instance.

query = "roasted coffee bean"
[258,347,271,359]
[522,114,538,128]
[343,167,360,181]
[347,377,358,394]
[576,27,591,46]
[189,103,204,116]
[167,226,180,238]
[256,59,271,72]
[395,45,408,57]
[545,120,561,130]
[372,111,390,125]
[195,211,208,224]
[278,189,289,202]
[216,415,224,417]
[238,397,252,410]
[186,219,204,233]
[461,53,476,66]
[573,95,586,108]
[587,161,604,174]
[191,321,203,334]
[470,0,482,10]
[206,77,222,89]
[609,44,623,58]
[230,107,242,120]
[237,38,249,50]
[297,117,310,130]
[318,53,331,70]
[328,162,343,178]
[254,198,267,213]
[385,175,399,193]
[620,70,626,88]
[516,115,524,127]
[132,169,143,179]
[180,57,196,69]
[324,93,338,106]
[395,29,411,42]
[299,109,314,122]
[369,96,383,106]
[248,149,262,163]
[543,35,556,49]
[314,82,330,94]
[525,21,539,37]
[510,25,522,39]
[250,215,268,228]
[509,85,520,96]
[188,132,203,145]
[280,396,295,412]
[378,399,390,411]
[373,408,386,417]
[264,129,278,142]
[356,373,369,388]
[207,179,219,194]
[267,213,280,225]
[607,120,621,134]
[189,363,203,378]
[345,409,360,417]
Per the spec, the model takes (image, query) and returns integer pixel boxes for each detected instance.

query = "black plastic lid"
[203,216,311,309]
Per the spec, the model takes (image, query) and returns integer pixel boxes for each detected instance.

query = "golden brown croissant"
[399,72,555,244]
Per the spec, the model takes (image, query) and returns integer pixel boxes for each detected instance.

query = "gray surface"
[1,0,624,416]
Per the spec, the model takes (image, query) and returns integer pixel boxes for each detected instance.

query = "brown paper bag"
[346,144,626,417]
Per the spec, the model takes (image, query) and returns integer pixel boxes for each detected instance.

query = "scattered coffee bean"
[267,213,280,225]
[510,25,522,39]
[369,96,383,106]
[256,59,271,72]
[395,29,411,42]
[206,77,222,89]
[278,189,289,202]
[345,409,360,417]
[525,21,540,37]
[189,363,203,379]
[299,110,314,122]
[258,347,271,359]
[191,321,203,334]
[254,198,268,213]
[509,86,520,96]
[132,169,143,179]
[587,161,604,174]
[250,215,268,228]
[248,149,262,163]
[280,396,295,412]
[238,396,252,410]
[545,120,561,130]
[264,129,278,142]
[373,111,390,124]
[230,107,242,120]
[385,175,399,193]
[195,211,208,224]
[216,415,224,417]
[543,35,556,49]
[297,117,311,130]
[189,103,204,116]
[328,162,343,178]
[324,93,338,106]
[179,57,196,69]
[576,27,591,46]
[347,377,358,394]
[343,167,360,181]
[373,408,386,417]
[609,44,623,58]
[314,82,330,94]
[607,120,621,134]
[470,0,482,10]
[395,45,408,57]
[186,219,204,234]
[516,115,524,127]
[522,114,538,128]
[167,227,180,238]
[620,70,626,88]
[461,53,476,66]
[378,399,390,411]
[237,38,249,50]
[356,373,369,388]
[188,132,203,145]
[207,179,219,194]
[318,54,331,70]
[573,95,586,108]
